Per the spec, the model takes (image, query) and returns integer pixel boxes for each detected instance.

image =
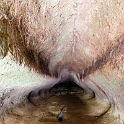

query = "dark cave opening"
[49,80,84,95]
[27,80,85,106]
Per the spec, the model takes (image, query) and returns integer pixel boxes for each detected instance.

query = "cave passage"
[49,80,84,95]
[2,80,117,124]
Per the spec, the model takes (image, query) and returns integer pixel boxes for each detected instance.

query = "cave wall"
[0,54,59,117]
[0,0,124,122]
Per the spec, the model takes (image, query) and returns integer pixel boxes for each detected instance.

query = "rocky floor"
[0,86,119,124]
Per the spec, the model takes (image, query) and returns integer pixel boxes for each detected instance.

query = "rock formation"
[0,0,124,123]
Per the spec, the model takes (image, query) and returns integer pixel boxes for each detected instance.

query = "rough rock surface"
[0,0,124,123]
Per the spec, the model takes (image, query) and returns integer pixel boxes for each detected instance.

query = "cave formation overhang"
[0,0,124,122]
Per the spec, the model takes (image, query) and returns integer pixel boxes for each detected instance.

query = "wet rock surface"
[1,86,118,124]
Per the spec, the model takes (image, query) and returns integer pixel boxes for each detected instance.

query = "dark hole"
[50,80,84,95]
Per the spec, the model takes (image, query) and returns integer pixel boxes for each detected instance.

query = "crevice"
[50,80,84,94]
